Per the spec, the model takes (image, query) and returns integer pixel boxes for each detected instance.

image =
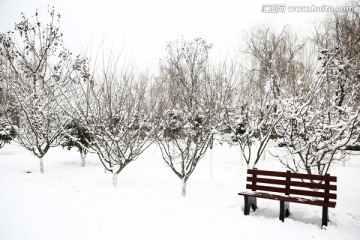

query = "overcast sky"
[0,0,350,71]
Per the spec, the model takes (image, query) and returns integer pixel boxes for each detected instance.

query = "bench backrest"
[246,169,337,201]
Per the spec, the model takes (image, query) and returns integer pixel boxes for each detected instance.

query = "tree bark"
[181,179,187,197]
[112,171,118,187]
[239,148,244,167]
[39,157,44,174]
[80,151,86,167]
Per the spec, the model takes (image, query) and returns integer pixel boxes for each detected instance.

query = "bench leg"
[244,196,257,215]
[322,206,329,227]
[279,201,290,222]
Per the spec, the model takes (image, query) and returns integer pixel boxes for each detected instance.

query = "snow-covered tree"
[275,96,359,178]
[0,8,78,173]
[157,108,213,196]
[223,25,313,169]
[88,79,156,186]
[156,38,218,196]
[274,48,360,179]
[221,91,282,168]
[0,120,16,149]
[61,119,93,166]
[314,1,360,106]
[62,51,158,186]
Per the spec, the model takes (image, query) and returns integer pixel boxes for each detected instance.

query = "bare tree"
[61,50,158,186]
[156,37,217,196]
[0,8,78,173]
[244,25,313,108]
[222,88,282,168]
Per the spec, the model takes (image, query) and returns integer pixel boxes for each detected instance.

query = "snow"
[1,142,360,240]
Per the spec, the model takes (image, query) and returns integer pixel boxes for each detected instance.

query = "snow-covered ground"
[1,142,360,240]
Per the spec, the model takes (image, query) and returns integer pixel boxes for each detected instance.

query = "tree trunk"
[39,157,44,174]
[112,171,118,187]
[80,151,86,167]
[181,179,187,197]
[341,150,346,167]
[239,148,244,166]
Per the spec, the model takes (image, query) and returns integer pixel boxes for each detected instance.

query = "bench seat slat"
[246,184,337,199]
[248,169,337,182]
[238,191,336,208]
[247,177,337,191]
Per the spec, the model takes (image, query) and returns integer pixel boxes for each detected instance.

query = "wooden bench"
[238,169,337,228]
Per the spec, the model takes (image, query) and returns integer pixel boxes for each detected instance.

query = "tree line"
[0,2,359,195]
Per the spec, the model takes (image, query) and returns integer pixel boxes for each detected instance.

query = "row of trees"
[0,3,359,194]
[240,3,360,176]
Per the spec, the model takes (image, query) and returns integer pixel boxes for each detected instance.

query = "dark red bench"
[238,169,337,228]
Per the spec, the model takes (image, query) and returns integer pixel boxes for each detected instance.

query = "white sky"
[0,0,350,71]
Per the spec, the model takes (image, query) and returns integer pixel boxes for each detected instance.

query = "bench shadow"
[244,201,324,227]
[287,207,324,226]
